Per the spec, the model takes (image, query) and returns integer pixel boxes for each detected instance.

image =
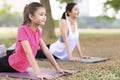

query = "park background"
[0,0,120,80]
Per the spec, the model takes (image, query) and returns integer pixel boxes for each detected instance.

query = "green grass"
[79,32,120,38]
[81,65,120,80]
[56,28,120,38]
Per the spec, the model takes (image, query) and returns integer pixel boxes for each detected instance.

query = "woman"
[36,2,89,61]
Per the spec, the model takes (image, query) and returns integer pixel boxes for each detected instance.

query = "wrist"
[35,70,42,75]
[56,67,62,72]
[79,53,83,57]
[80,55,83,57]
[69,55,72,59]
[55,67,61,72]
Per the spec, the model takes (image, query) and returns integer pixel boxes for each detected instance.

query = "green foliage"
[78,17,120,29]
[0,0,12,16]
[0,0,21,27]
[103,0,120,19]
[97,15,116,21]
[56,0,74,3]
[104,0,120,13]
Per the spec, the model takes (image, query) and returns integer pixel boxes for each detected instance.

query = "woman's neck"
[68,17,76,25]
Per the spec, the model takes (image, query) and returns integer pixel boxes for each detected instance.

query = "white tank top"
[50,19,79,59]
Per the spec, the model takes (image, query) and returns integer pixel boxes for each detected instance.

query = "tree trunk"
[40,0,56,43]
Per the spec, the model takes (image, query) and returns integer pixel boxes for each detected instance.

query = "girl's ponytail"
[22,4,30,25]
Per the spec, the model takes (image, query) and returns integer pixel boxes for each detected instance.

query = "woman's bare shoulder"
[60,19,67,25]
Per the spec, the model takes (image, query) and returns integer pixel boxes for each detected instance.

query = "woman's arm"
[76,40,83,57]
[76,40,89,58]
[39,39,73,74]
[39,39,61,71]
[59,20,73,60]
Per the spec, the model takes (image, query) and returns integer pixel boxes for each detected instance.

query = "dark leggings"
[35,44,59,59]
[5,44,59,60]
[0,50,17,72]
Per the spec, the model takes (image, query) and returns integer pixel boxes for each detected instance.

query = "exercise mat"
[0,67,80,80]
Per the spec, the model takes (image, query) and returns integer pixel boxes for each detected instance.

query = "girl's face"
[69,5,80,18]
[31,7,46,26]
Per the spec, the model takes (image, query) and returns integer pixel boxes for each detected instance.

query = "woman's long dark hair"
[22,2,44,25]
[61,2,76,19]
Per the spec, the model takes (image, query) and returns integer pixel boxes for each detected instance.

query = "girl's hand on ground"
[57,68,74,74]
[36,72,54,80]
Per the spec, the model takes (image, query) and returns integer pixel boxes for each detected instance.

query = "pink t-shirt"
[8,25,42,72]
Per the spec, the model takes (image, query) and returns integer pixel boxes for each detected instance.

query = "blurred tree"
[58,0,73,3]
[0,0,11,15]
[103,0,120,19]
[40,0,56,41]
[40,0,74,42]
[0,0,21,27]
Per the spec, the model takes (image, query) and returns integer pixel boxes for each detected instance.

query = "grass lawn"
[0,27,120,80]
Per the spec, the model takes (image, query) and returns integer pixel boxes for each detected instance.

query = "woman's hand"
[69,56,80,61]
[36,72,54,80]
[81,55,91,59]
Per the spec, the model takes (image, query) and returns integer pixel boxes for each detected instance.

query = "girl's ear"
[29,14,34,21]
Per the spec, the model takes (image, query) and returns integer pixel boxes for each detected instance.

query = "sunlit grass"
[0,27,17,47]
[79,29,120,38]
[55,28,120,38]
[0,27,17,39]
[0,27,120,46]
[1,27,120,39]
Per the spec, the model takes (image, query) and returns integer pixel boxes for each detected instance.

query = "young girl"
[36,2,89,61]
[0,2,71,80]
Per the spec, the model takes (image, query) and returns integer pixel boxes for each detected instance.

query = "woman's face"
[69,5,80,18]
[31,7,46,26]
